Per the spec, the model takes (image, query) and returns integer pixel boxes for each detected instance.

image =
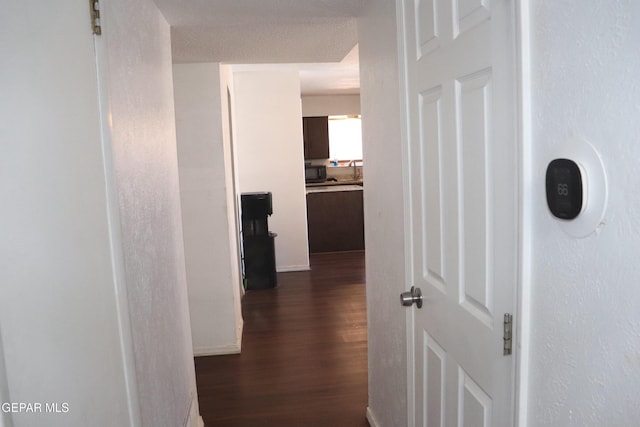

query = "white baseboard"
[236,318,244,350]
[194,318,243,357]
[276,264,310,272]
[366,407,381,427]
[193,342,241,357]
[187,413,204,427]
[184,392,205,427]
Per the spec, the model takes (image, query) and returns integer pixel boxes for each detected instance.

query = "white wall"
[219,65,246,303]
[173,63,243,356]
[3,1,204,426]
[233,70,310,272]
[358,2,408,426]
[0,333,9,427]
[1,1,134,425]
[101,0,201,425]
[102,0,197,426]
[301,95,361,116]
[526,2,640,425]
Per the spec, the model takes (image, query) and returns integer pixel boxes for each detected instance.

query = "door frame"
[93,13,143,426]
[394,1,532,425]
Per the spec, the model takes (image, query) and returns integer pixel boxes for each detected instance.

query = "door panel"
[424,332,446,427]
[416,0,439,57]
[458,69,493,326]
[453,0,490,37]
[418,86,445,287]
[401,0,517,425]
[460,366,492,427]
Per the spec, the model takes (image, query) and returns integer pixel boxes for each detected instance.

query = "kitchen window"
[328,115,362,162]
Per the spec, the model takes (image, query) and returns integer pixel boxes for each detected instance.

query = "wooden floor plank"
[195,251,369,426]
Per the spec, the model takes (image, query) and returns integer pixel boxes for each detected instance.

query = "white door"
[398,0,518,425]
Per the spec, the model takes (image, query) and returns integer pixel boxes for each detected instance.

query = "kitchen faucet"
[348,160,361,181]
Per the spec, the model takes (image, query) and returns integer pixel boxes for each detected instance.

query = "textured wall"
[358,1,408,426]
[233,70,310,272]
[102,0,198,425]
[161,0,361,65]
[528,1,640,425]
[173,63,243,356]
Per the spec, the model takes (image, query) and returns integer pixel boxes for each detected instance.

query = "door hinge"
[503,313,513,355]
[89,0,102,35]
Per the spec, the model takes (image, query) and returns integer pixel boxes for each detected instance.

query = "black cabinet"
[241,193,277,290]
[302,116,329,160]
[242,234,277,290]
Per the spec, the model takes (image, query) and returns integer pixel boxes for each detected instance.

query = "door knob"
[400,286,423,308]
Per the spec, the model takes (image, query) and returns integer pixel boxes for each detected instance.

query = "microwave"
[305,164,327,183]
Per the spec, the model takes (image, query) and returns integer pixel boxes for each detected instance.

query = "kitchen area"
[303,115,364,253]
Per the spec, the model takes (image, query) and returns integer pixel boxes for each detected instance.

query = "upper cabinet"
[302,116,329,160]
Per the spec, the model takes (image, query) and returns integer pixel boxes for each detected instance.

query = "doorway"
[194,251,368,426]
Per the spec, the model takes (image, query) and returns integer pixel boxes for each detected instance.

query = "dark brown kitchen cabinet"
[306,189,364,253]
[302,116,329,160]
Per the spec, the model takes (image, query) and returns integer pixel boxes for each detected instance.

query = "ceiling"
[153,0,364,95]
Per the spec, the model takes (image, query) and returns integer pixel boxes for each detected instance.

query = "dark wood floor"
[195,251,368,426]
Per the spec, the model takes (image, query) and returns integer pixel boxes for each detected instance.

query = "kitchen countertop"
[306,178,364,194]
[306,179,363,187]
[306,183,363,194]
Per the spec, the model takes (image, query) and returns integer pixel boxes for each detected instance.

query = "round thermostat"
[546,138,607,238]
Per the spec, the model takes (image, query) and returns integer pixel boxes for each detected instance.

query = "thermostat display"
[546,158,583,220]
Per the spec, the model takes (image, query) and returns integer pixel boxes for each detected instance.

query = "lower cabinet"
[306,190,364,253]
[243,232,277,290]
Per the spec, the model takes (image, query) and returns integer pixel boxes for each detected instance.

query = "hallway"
[195,251,369,426]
